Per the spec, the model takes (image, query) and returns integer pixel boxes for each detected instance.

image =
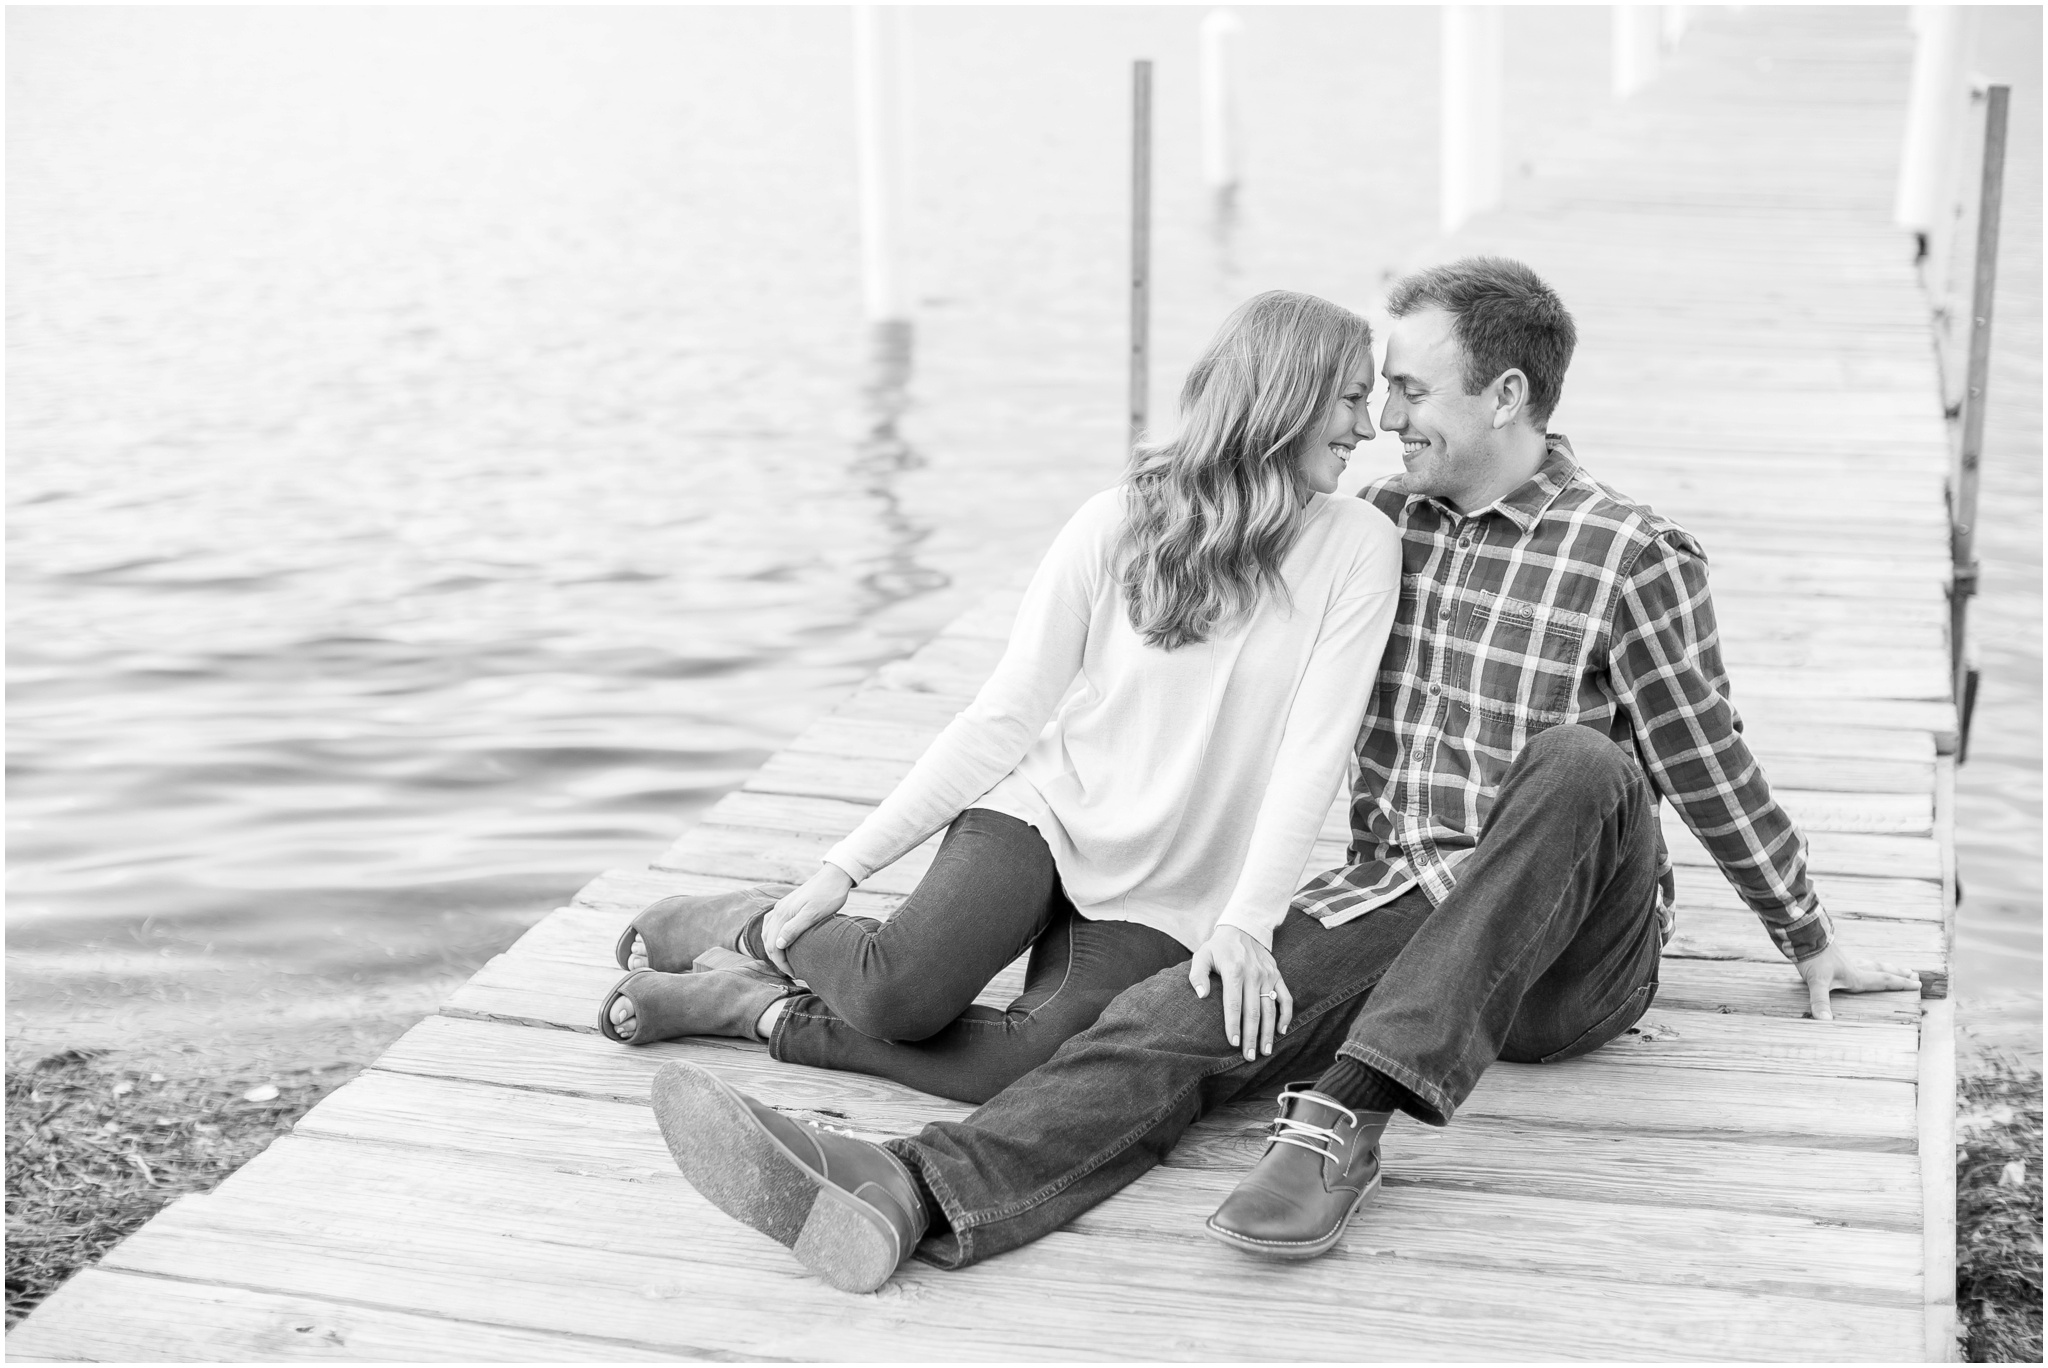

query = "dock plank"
[192,1123,1924,1314]
[298,1067,1922,1230]
[3,1271,687,1363]
[451,949,1920,1083]
[90,1137,1922,1361]
[373,1014,1918,1151]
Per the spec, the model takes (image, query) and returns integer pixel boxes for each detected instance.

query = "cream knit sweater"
[823,486,1401,950]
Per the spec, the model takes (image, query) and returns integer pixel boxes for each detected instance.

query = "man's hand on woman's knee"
[761,863,854,976]
[1189,924,1293,1062]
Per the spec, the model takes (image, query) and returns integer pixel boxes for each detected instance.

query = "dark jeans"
[768,808,1190,1105]
[888,725,1665,1268]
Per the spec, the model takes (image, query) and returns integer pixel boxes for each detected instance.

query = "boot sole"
[1201,1171,1383,1261]
[650,1061,903,1294]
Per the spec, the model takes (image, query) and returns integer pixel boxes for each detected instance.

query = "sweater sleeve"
[821,494,1110,883]
[1213,523,1401,949]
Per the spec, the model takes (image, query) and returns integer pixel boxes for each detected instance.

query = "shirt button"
[1428,683,1441,696]
[1438,607,1452,620]
[1459,537,1473,549]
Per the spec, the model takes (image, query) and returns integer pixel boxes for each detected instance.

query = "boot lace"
[1267,1087,1356,1164]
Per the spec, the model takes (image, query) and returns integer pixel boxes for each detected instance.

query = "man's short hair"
[1385,257,1577,428]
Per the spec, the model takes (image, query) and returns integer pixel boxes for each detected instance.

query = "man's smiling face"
[1375,307,1503,511]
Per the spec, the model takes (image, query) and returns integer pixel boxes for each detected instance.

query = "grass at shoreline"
[6,1043,2043,1355]
[5,1047,357,1325]
[1959,1058,2044,1362]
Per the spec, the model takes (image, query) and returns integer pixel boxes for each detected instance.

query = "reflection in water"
[853,320,949,608]
[1207,186,1244,292]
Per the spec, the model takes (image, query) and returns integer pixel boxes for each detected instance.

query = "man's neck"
[1446,427,1550,515]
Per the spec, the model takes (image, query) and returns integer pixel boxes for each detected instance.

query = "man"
[646,257,1920,1292]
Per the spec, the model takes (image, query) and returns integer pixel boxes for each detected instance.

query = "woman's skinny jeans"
[761,808,1190,1105]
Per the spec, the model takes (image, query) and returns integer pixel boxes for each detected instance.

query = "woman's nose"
[1356,408,1377,440]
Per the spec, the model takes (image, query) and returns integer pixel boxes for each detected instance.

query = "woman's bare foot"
[600,955,796,1046]
[609,992,639,1037]
[623,934,650,972]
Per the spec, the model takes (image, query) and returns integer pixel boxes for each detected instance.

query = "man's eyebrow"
[1381,366,1421,387]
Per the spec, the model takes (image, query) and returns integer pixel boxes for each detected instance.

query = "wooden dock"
[9,9,1962,1361]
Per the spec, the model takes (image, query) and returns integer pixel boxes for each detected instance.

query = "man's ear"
[1491,368,1531,430]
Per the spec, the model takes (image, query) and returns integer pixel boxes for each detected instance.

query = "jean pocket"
[1535,981,1657,1065]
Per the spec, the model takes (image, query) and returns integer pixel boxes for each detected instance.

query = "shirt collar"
[1407,433,1579,533]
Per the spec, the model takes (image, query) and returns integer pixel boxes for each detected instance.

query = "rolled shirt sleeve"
[1606,533,1834,961]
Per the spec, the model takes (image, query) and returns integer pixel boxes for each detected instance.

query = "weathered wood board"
[8,8,1959,1362]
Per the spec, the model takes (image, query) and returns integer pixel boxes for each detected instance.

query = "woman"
[600,290,1401,1105]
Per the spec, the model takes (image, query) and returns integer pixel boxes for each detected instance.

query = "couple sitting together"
[598,257,1917,1293]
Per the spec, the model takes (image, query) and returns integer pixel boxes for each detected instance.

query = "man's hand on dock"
[1794,943,1921,1021]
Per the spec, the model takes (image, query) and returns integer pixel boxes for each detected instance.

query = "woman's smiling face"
[1295,357,1377,496]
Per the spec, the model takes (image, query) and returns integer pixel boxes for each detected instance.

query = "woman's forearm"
[1215,578,1399,946]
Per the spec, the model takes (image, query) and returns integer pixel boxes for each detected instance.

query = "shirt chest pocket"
[1466,592,1590,724]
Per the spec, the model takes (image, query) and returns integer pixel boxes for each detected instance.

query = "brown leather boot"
[613,884,793,973]
[1204,1085,1388,1260]
[651,1060,929,1294]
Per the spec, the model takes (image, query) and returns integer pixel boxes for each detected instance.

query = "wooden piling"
[854,5,911,325]
[1441,5,1504,233]
[1612,4,1663,98]
[1199,10,1242,198]
[1895,5,1967,239]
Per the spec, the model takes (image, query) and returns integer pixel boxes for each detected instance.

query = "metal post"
[1895,4,1966,244]
[1130,59,1153,451]
[1612,5,1662,99]
[1200,11,1242,198]
[854,6,911,325]
[1440,6,1503,233]
[1950,84,2009,752]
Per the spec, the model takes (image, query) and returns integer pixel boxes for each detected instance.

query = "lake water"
[8,7,2038,1053]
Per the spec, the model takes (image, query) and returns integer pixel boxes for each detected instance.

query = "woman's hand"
[760,863,855,977]
[1189,924,1293,1061]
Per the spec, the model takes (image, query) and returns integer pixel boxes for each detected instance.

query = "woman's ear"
[1491,369,1531,430]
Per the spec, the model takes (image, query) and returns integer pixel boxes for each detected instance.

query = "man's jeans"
[888,725,1665,1269]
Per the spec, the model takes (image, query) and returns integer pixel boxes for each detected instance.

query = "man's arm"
[1606,534,1918,1014]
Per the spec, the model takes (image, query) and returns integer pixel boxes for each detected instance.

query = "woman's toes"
[609,997,638,1035]
[628,940,649,971]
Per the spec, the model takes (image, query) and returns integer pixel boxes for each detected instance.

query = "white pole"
[1895,4,1965,236]
[894,5,915,227]
[1440,6,1503,234]
[1612,5,1663,99]
[1661,5,1689,50]
[1199,9,1243,195]
[854,5,911,324]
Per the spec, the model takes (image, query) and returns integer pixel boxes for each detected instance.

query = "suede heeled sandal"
[598,951,800,1046]
[613,884,793,974]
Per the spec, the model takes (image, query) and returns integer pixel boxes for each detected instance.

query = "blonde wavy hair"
[1117,290,1374,650]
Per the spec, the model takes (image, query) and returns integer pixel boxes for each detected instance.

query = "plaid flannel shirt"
[1293,435,1834,962]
